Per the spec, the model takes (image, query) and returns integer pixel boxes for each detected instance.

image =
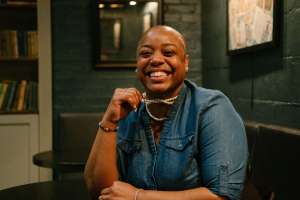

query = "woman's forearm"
[99,181,226,200]
[84,128,119,197]
[139,187,226,200]
[84,87,142,199]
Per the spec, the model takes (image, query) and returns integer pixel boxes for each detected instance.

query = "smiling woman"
[95,0,163,68]
[85,25,248,200]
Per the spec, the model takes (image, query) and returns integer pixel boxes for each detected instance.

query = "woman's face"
[136,27,189,98]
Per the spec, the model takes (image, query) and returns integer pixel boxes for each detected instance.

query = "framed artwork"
[227,0,277,54]
[95,0,163,68]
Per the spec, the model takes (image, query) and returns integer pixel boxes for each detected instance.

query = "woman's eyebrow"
[162,43,177,46]
[140,43,178,49]
[138,45,153,50]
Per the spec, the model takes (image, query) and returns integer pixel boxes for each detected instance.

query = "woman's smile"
[149,71,168,78]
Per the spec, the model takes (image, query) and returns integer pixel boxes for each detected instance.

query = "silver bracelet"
[134,189,143,200]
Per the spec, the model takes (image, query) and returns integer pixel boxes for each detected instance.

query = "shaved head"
[137,25,187,54]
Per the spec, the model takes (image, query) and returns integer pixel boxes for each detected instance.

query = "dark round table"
[33,149,90,172]
[0,180,90,200]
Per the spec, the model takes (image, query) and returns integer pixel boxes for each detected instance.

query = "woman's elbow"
[84,168,94,191]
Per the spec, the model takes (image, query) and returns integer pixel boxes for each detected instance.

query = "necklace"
[145,104,167,121]
[142,92,178,105]
[142,92,178,121]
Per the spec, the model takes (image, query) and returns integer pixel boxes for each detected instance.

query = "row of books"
[0,80,38,113]
[0,30,38,58]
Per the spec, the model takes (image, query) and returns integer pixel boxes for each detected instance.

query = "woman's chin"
[144,84,176,97]
[145,85,168,95]
[144,82,183,98]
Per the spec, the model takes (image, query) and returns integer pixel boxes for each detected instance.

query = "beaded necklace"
[142,92,178,121]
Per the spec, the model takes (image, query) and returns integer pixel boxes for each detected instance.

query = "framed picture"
[95,0,163,68]
[227,0,277,54]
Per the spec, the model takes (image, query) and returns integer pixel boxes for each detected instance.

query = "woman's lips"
[149,71,168,77]
[146,71,171,82]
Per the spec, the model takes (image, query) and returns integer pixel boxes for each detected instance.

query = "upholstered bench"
[56,112,103,179]
[242,121,300,200]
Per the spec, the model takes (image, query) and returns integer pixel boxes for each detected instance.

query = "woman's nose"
[150,52,164,66]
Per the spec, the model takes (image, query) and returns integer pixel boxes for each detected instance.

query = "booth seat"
[242,121,300,200]
[56,112,103,179]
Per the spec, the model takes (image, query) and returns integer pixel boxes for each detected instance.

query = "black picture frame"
[227,0,278,55]
[94,0,163,68]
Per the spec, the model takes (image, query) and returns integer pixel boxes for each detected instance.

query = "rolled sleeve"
[198,93,248,200]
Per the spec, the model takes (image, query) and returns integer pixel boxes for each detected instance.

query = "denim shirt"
[117,80,248,200]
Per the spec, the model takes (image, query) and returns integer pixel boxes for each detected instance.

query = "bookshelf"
[0,0,52,188]
[0,0,38,114]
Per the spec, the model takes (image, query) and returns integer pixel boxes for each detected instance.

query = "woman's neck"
[147,103,171,121]
[150,118,165,144]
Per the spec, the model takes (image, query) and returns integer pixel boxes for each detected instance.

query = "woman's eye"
[163,50,175,57]
[139,51,152,58]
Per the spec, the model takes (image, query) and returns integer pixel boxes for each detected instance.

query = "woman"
[84,25,248,200]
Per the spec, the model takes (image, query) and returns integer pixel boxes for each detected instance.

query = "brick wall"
[164,0,202,83]
[202,0,300,128]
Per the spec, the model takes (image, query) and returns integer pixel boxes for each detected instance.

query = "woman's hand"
[101,88,143,126]
[99,181,138,200]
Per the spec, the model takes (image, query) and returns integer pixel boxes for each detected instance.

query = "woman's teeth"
[149,71,168,77]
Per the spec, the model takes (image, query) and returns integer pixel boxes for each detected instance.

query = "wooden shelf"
[0,58,38,81]
[0,2,36,9]
[0,111,38,114]
[0,2,37,30]
[0,57,38,62]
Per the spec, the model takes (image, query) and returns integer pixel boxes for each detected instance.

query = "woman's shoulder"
[184,79,229,107]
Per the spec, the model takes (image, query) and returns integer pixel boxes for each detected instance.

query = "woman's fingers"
[103,87,143,123]
[98,194,109,200]
[101,187,111,195]
[124,88,142,104]
[99,187,111,200]
[98,181,138,200]
[116,88,142,111]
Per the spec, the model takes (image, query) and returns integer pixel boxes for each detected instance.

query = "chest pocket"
[156,134,200,190]
[117,138,146,186]
[159,134,195,164]
[118,139,142,154]
[160,135,194,151]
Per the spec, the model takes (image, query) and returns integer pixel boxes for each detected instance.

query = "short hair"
[137,25,187,53]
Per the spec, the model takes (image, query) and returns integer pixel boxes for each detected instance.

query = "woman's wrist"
[134,188,143,200]
[98,120,118,132]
